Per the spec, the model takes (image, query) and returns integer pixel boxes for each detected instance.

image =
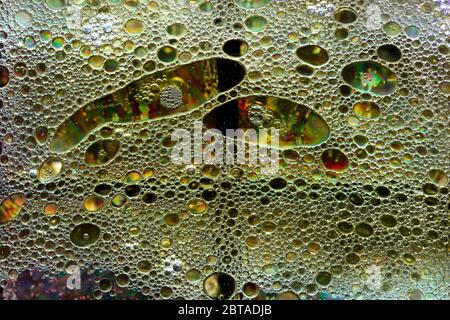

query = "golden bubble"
[187,199,208,214]
[83,195,105,212]
[124,19,144,34]
[38,157,63,183]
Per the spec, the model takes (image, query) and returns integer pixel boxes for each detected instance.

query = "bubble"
[315,271,332,287]
[242,282,260,298]
[187,199,208,214]
[341,61,398,95]
[199,1,214,12]
[380,214,397,228]
[88,56,105,70]
[0,245,11,260]
[203,96,330,149]
[203,272,236,300]
[0,66,10,88]
[439,82,450,95]
[116,274,130,287]
[223,39,249,57]
[167,23,187,37]
[236,0,271,9]
[334,8,357,24]
[157,46,177,63]
[186,269,202,282]
[111,194,127,208]
[38,157,63,182]
[15,10,33,28]
[296,64,315,76]
[0,194,26,225]
[51,37,65,50]
[383,21,402,37]
[84,140,120,165]
[160,85,183,109]
[244,15,268,32]
[46,0,66,10]
[278,291,299,300]
[353,101,381,119]
[321,149,349,172]
[355,222,374,237]
[94,184,112,195]
[70,223,101,247]
[377,44,402,62]
[164,213,180,226]
[124,19,144,34]
[83,195,105,212]
[125,185,141,197]
[103,59,119,73]
[269,177,287,189]
[296,45,329,66]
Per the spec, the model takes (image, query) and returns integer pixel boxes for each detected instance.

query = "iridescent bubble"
[428,169,448,186]
[187,199,208,214]
[321,149,349,172]
[203,96,330,149]
[341,61,398,95]
[353,101,381,119]
[244,15,268,32]
[0,194,26,225]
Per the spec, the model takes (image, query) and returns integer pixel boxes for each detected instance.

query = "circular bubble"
[203,272,236,300]
[70,223,101,247]
[321,149,349,172]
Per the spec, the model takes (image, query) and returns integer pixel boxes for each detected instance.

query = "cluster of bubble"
[0,0,449,300]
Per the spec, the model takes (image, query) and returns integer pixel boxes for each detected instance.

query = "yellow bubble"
[0,194,26,225]
[83,195,105,212]
[124,19,144,34]
[187,199,208,214]
[38,157,63,183]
